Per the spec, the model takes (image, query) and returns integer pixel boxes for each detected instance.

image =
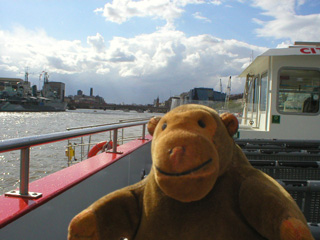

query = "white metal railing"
[65,117,150,163]
[0,120,148,199]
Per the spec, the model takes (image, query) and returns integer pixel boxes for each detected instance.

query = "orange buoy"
[87,141,113,158]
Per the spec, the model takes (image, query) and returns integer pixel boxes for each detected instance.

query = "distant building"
[71,88,106,108]
[154,96,159,107]
[168,87,226,110]
[188,87,226,102]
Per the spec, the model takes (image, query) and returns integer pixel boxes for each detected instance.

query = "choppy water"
[0,109,162,194]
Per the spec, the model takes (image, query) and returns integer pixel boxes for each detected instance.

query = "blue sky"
[1,0,320,104]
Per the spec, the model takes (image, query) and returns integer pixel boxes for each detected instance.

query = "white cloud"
[96,67,111,75]
[94,0,217,25]
[0,25,267,103]
[94,0,320,44]
[87,33,106,52]
[297,0,307,7]
[0,64,19,72]
[276,40,293,48]
[250,0,320,42]
[210,0,222,5]
[251,0,296,16]
[0,27,107,75]
[255,13,320,42]
[193,12,212,22]
[94,0,184,24]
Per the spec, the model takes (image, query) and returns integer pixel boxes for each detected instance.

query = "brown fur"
[68,104,313,240]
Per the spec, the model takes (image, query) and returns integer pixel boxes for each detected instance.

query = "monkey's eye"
[162,123,167,130]
[198,120,206,128]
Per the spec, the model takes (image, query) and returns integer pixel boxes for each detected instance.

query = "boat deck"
[0,136,152,239]
[236,139,320,239]
[1,137,320,239]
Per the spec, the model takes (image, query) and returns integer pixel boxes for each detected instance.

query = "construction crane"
[224,76,231,109]
[21,67,33,82]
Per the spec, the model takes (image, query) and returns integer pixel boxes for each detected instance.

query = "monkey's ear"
[147,117,162,136]
[220,113,238,137]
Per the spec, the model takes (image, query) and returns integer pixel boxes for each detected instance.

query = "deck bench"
[237,139,320,239]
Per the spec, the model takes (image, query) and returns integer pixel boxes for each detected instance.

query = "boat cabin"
[238,42,320,140]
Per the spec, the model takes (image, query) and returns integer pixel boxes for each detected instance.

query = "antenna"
[20,67,34,83]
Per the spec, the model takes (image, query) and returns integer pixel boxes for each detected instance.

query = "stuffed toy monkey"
[68,104,314,240]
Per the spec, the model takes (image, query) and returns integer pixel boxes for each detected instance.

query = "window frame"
[277,67,320,115]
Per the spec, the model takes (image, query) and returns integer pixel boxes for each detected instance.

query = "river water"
[0,109,162,194]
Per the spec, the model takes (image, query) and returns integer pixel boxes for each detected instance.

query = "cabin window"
[247,76,259,112]
[247,80,253,112]
[254,77,259,110]
[278,68,320,114]
[260,73,268,111]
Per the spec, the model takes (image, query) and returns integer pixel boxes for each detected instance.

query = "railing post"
[81,137,84,161]
[142,124,146,140]
[112,129,118,153]
[121,129,124,145]
[5,147,42,199]
[20,148,30,196]
[87,135,92,160]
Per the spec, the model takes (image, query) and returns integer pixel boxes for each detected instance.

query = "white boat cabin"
[238,42,320,140]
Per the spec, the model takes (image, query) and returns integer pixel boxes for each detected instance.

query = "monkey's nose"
[169,146,185,157]
[168,146,186,169]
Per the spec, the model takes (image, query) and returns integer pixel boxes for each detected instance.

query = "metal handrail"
[1,120,149,199]
[0,120,148,153]
[65,117,152,162]
[66,117,151,131]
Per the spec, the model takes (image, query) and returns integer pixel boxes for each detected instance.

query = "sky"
[1,0,320,104]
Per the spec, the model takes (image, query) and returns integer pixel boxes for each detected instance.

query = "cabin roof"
[239,46,320,77]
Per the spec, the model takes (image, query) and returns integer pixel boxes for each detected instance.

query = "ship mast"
[39,71,45,89]
[44,72,49,84]
[25,68,29,82]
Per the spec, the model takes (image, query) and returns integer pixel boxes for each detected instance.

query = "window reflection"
[278,69,320,114]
